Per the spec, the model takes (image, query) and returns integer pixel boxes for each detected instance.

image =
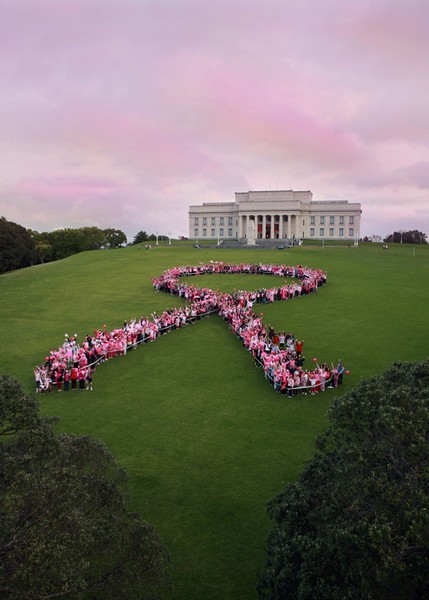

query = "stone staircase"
[195,238,300,250]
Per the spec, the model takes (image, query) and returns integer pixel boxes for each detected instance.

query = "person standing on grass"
[56,368,63,393]
[71,366,78,391]
[78,367,86,390]
[331,363,339,387]
[337,360,345,385]
[309,373,317,395]
[34,367,41,394]
[64,369,70,392]
[86,366,94,391]
[300,370,308,393]
[295,339,304,356]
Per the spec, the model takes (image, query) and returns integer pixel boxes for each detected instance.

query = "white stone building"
[189,190,362,242]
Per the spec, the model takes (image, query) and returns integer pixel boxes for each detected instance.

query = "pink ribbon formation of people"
[35,262,349,396]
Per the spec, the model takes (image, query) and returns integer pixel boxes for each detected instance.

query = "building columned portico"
[189,190,362,242]
[237,212,300,240]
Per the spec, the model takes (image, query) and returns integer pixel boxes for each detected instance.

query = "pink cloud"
[0,0,428,239]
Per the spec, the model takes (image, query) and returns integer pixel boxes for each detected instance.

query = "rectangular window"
[320,216,325,225]
[349,216,354,224]
[194,217,199,225]
[320,228,325,236]
[310,228,315,237]
[220,217,224,225]
[211,228,215,236]
[228,216,233,225]
[329,228,334,236]
[330,216,334,224]
[349,228,354,236]
[211,217,216,225]
[339,216,344,225]
[202,217,207,226]
[219,228,224,236]
[228,228,233,237]
[339,228,344,236]
[202,228,207,236]
[194,228,198,237]
[310,216,315,225]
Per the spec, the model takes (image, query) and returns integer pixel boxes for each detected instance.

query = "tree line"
[0,216,127,273]
[383,229,427,244]
[0,217,176,274]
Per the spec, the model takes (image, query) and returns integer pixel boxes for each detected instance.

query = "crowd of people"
[36,262,347,396]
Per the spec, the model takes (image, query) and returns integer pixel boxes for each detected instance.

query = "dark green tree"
[32,227,108,261]
[0,217,36,272]
[103,228,127,249]
[132,231,149,244]
[34,240,52,264]
[0,375,52,437]
[0,375,169,599]
[384,230,427,244]
[45,228,88,260]
[258,360,429,600]
[80,226,106,250]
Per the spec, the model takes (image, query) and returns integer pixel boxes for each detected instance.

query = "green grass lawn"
[1,242,428,599]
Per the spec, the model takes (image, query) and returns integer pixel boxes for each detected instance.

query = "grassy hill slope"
[1,242,428,599]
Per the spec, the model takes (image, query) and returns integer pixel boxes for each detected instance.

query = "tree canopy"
[0,375,169,599]
[258,360,429,600]
[0,218,129,272]
[384,230,427,244]
[102,228,127,249]
[0,217,36,273]
[132,231,149,244]
[33,226,127,259]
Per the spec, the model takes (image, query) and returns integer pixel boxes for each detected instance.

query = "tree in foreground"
[0,375,169,599]
[258,360,429,600]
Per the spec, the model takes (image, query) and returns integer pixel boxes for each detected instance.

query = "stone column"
[242,215,247,239]
[291,215,296,239]
[247,217,256,245]
[262,215,266,240]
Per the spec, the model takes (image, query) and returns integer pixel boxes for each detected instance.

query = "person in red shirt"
[70,367,78,391]
[295,339,304,356]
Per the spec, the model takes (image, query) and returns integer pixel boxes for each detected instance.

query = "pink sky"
[1,0,428,240]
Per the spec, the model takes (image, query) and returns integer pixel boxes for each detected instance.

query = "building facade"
[189,190,362,241]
